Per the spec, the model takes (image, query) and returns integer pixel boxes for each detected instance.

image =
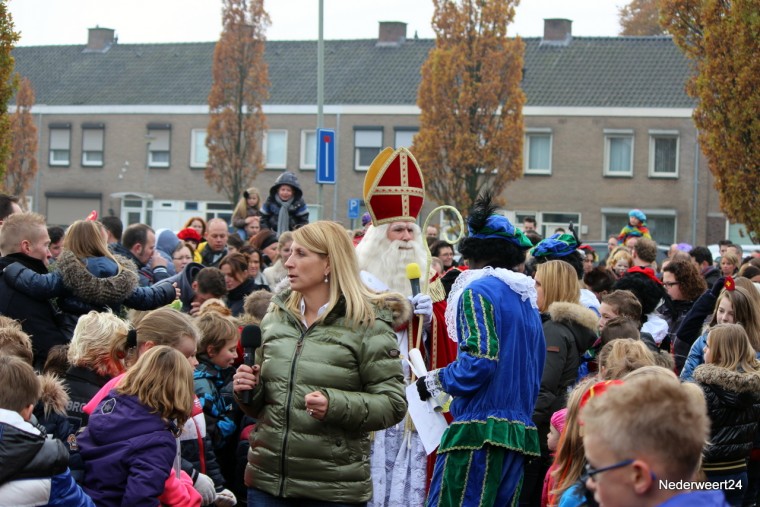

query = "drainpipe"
[691,133,699,245]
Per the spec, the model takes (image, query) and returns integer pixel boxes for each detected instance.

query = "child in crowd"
[681,283,760,381]
[581,374,729,506]
[232,187,261,240]
[259,172,309,236]
[617,209,651,243]
[0,324,72,444]
[78,346,194,507]
[194,312,239,451]
[541,408,567,507]
[546,378,602,507]
[0,356,94,507]
[693,324,760,506]
[597,338,656,381]
[83,307,234,507]
[3,219,176,333]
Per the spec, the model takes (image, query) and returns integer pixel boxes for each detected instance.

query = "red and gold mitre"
[362,147,425,225]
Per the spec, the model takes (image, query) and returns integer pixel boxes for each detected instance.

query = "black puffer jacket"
[226,277,268,317]
[62,366,113,433]
[694,364,760,464]
[533,301,598,452]
[0,253,70,369]
[259,171,309,234]
[656,297,696,352]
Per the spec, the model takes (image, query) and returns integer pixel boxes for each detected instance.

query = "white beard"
[356,223,428,297]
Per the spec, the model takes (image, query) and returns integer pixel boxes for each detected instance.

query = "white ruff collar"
[445,267,537,343]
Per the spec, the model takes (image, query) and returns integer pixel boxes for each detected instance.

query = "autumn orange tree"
[206,0,269,205]
[662,0,760,242]
[4,76,37,198]
[415,0,525,215]
[0,0,20,180]
[619,0,667,36]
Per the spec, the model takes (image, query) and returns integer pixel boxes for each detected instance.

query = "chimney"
[377,21,407,47]
[541,19,572,46]
[85,26,116,53]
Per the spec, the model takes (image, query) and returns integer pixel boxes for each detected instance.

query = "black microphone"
[406,263,421,297]
[240,325,262,405]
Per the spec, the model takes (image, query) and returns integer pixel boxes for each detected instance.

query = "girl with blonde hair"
[232,187,261,239]
[78,346,195,507]
[681,283,760,380]
[3,219,176,334]
[597,338,656,380]
[233,220,407,504]
[693,323,760,505]
[606,247,633,279]
[545,378,596,506]
[82,307,232,507]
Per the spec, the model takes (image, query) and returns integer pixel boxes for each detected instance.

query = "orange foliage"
[662,0,760,243]
[206,0,270,206]
[414,0,525,216]
[0,0,20,181]
[5,76,37,198]
[619,0,668,36]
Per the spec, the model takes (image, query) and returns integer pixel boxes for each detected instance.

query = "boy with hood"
[259,172,309,237]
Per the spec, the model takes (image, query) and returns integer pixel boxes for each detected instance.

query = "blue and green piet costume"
[424,210,545,507]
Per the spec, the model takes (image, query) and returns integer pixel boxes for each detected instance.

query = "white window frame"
[147,127,171,168]
[648,130,679,178]
[394,128,418,149]
[190,128,208,169]
[603,129,634,177]
[524,128,553,175]
[264,129,288,170]
[81,125,104,167]
[354,128,383,171]
[49,126,71,167]
[300,130,317,170]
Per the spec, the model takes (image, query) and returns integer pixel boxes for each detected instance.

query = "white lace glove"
[215,488,237,507]
[409,293,433,330]
[193,473,216,506]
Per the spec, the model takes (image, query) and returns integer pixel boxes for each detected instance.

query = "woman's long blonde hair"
[282,221,379,329]
[117,345,194,427]
[65,220,119,269]
[536,260,580,311]
[707,323,760,374]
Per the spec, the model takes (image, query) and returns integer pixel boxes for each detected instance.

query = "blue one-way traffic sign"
[316,128,336,184]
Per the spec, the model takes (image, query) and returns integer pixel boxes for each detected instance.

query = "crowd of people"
[1,147,760,507]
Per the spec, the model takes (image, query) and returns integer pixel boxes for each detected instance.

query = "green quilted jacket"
[238,289,409,503]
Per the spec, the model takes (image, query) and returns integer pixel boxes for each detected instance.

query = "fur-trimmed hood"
[694,364,760,395]
[547,301,599,333]
[38,373,69,418]
[371,290,413,330]
[56,250,139,305]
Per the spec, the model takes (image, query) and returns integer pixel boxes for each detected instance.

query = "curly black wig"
[613,272,667,316]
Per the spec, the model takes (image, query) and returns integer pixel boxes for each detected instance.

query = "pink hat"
[550,408,568,434]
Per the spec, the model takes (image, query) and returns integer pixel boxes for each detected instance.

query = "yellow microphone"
[406,262,422,296]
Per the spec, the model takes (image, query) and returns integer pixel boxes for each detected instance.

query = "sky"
[10,0,625,46]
